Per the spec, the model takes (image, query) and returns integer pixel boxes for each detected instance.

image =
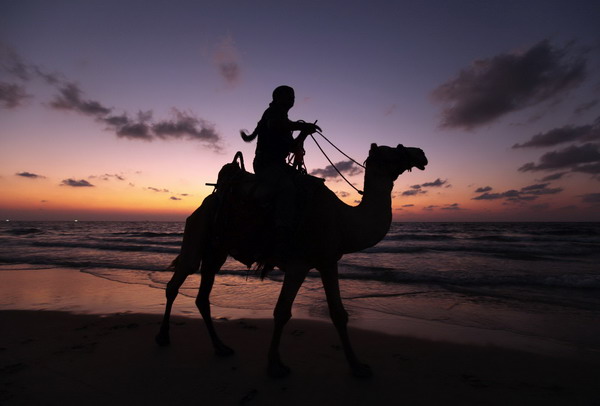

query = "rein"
[309,132,364,195]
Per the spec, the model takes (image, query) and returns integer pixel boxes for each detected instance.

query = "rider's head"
[272,85,295,110]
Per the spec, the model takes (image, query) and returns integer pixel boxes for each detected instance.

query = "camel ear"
[370,143,378,151]
[397,144,404,149]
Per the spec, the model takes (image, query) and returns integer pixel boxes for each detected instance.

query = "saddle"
[209,152,325,268]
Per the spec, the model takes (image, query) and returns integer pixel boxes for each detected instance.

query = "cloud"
[50,82,112,116]
[473,183,563,202]
[0,42,31,81]
[402,204,414,207]
[152,109,220,144]
[423,205,439,211]
[169,196,182,201]
[421,178,448,187]
[441,203,463,210]
[47,83,222,148]
[432,40,587,130]
[147,187,170,193]
[214,35,241,86]
[401,189,426,196]
[540,172,568,181]
[574,99,598,115]
[518,143,600,172]
[61,178,94,187]
[580,193,600,204]
[335,191,350,198]
[89,173,126,181]
[16,171,45,179]
[475,186,492,193]
[310,160,363,179]
[1,45,222,149]
[401,178,449,196]
[512,119,600,148]
[0,82,30,108]
[384,104,397,116]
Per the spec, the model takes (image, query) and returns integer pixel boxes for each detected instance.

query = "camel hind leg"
[319,262,372,378]
[155,194,219,347]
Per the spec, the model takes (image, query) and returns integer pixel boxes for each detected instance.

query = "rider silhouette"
[241,85,320,257]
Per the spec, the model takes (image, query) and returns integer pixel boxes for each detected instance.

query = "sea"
[1,221,599,356]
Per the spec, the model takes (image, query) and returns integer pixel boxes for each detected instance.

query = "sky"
[1,0,599,221]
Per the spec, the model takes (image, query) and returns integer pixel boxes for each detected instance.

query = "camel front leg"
[268,266,309,378]
[196,249,233,356]
[319,263,372,378]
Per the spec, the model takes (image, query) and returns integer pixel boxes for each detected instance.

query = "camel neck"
[340,165,395,253]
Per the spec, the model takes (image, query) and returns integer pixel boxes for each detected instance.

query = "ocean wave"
[2,227,44,236]
[110,231,183,238]
[362,242,598,259]
[384,234,456,241]
[30,240,179,254]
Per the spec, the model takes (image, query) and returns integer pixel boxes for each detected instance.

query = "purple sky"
[1,0,599,221]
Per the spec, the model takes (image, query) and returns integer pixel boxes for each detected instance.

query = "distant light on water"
[74,219,78,222]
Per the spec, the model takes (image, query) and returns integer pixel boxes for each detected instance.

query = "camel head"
[366,143,428,180]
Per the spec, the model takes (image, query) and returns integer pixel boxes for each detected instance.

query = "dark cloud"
[147,187,170,193]
[432,40,587,130]
[152,109,220,144]
[540,172,568,181]
[423,205,439,211]
[310,160,363,179]
[0,82,30,108]
[401,178,449,196]
[50,82,112,116]
[512,120,600,148]
[574,99,598,115]
[441,203,462,210]
[402,189,426,196]
[421,178,448,187]
[1,46,222,148]
[90,173,126,181]
[473,183,562,202]
[518,143,600,172]
[573,162,600,175]
[170,196,182,201]
[336,191,350,198]
[61,178,94,187]
[402,204,414,207]
[580,193,600,204]
[475,186,492,193]
[16,171,45,179]
[0,43,31,80]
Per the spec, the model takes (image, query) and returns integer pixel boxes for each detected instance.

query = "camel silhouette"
[156,143,427,378]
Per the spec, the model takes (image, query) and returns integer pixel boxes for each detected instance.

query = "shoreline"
[1,264,598,363]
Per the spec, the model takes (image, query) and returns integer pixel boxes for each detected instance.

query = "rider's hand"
[300,122,321,134]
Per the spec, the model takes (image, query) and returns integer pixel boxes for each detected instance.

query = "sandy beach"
[1,267,599,405]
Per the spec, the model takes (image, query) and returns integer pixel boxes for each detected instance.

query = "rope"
[314,131,365,169]
[310,133,364,195]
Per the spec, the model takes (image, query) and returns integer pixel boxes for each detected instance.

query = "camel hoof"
[214,344,235,357]
[155,332,170,347]
[267,361,291,379]
[351,363,372,379]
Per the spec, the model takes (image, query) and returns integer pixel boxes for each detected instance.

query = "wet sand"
[1,267,599,405]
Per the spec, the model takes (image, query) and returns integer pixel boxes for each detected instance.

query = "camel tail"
[256,262,275,280]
